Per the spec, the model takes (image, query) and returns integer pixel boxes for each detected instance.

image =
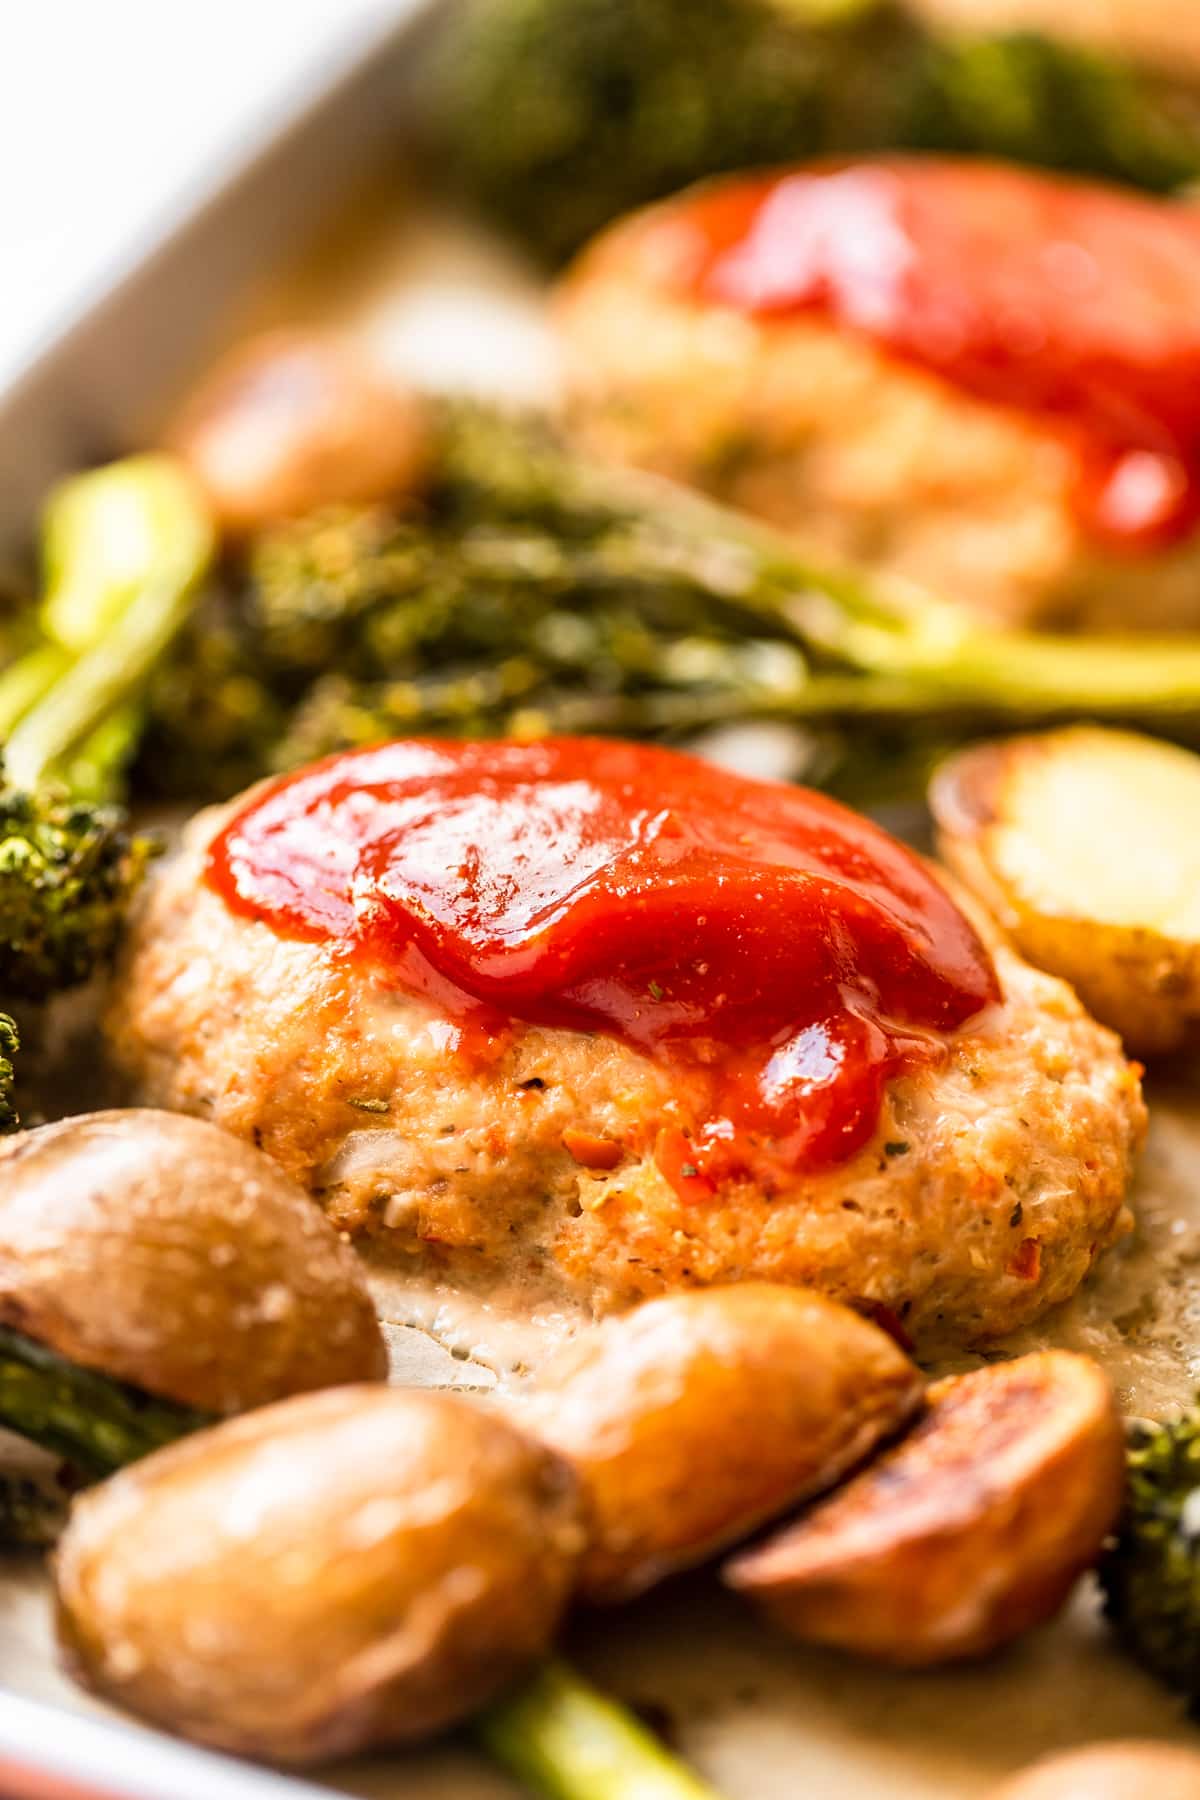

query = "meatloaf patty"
[556,160,1200,631]
[106,807,1144,1350]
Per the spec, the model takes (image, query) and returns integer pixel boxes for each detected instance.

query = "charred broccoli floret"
[0,1015,18,1135]
[436,0,1200,264]
[0,783,157,1001]
[1100,1405,1200,1698]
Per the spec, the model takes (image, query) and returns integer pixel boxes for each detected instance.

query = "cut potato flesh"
[988,1740,1200,1800]
[931,727,1200,1055]
[723,1351,1124,1666]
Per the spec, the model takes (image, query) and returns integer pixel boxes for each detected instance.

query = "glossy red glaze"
[207,739,999,1188]
[657,158,1200,548]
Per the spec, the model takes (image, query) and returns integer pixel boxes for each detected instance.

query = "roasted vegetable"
[989,1741,1200,1800]
[932,728,1200,1056]
[54,1387,584,1763]
[725,1352,1124,1664]
[0,1326,207,1481]
[50,1382,722,1793]
[169,330,429,536]
[523,1285,923,1602]
[138,402,1200,806]
[477,1660,723,1800]
[438,0,918,266]
[907,27,1200,194]
[0,1015,17,1135]
[0,455,213,1124]
[0,781,157,1002]
[437,0,1200,265]
[0,1110,387,1474]
[1100,1400,1200,1701]
[2,455,213,794]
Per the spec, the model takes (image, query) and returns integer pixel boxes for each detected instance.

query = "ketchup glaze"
[208,739,998,1193]
[652,158,1200,549]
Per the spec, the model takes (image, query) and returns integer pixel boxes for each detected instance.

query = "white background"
[0,2,395,387]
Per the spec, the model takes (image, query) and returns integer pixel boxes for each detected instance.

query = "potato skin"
[989,1741,1200,1800]
[54,1386,583,1764]
[725,1350,1124,1664]
[932,731,1200,1057]
[523,1284,924,1603]
[0,1110,387,1412]
[168,329,427,533]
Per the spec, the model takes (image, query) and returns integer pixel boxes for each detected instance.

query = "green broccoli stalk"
[4,455,214,793]
[0,455,213,1125]
[1100,1405,1200,1698]
[436,0,1200,266]
[0,1325,210,1480]
[477,1659,724,1798]
[138,404,1200,806]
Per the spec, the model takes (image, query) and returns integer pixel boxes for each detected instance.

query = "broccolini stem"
[3,456,214,795]
[476,1660,725,1800]
[0,645,69,742]
[0,1326,210,1480]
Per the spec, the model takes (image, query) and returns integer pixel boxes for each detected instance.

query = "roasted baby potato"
[55,1386,583,1764]
[990,1741,1200,1800]
[0,1109,387,1413]
[725,1351,1123,1665]
[522,1284,924,1603]
[168,329,428,533]
[932,728,1200,1056]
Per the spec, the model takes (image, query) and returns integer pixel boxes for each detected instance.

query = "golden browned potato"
[932,728,1200,1056]
[989,1741,1200,1800]
[0,1110,387,1413]
[168,329,428,533]
[724,1350,1124,1665]
[55,1386,583,1764]
[521,1285,924,1603]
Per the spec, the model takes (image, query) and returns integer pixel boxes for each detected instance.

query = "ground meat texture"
[105,807,1145,1352]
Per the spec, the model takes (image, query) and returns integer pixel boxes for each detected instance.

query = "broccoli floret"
[0,1013,18,1133]
[1100,1405,1200,1697]
[0,782,157,1001]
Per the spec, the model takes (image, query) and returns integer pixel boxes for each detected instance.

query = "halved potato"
[931,727,1200,1055]
[168,329,428,534]
[55,1387,583,1763]
[522,1284,924,1603]
[724,1351,1124,1665]
[989,1742,1200,1800]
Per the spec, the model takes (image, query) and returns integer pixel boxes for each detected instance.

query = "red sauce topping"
[208,739,998,1192]
[655,158,1200,549]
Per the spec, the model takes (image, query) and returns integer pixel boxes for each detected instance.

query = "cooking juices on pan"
[657,158,1200,549]
[208,738,998,1194]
